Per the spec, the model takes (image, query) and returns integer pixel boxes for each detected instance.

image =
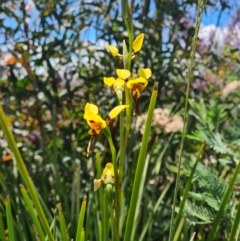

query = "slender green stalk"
[121,0,133,70]
[102,126,118,238]
[168,0,205,240]
[76,196,87,241]
[96,153,104,225]
[173,217,185,241]
[98,221,102,241]
[117,110,125,239]
[124,87,133,147]
[123,83,158,241]
[57,204,68,241]
[121,4,133,147]
[206,157,240,241]
[103,127,117,188]
[228,201,240,241]
[5,196,15,241]
[20,184,45,241]
[103,191,109,241]
[0,105,54,241]
[80,229,85,241]
[107,185,117,241]
[131,154,150,240]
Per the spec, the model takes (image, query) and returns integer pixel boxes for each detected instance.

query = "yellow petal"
[108,105,129,119]
[84,103,98,115]
[101,163,115,184]
[104,77,115,88]
[94,179,102,192]
[114,78,125,88]
[106,45,119,57]
[138,68,152,79]
[132,33,144,53]
[84,112,106,135]
[126,77,148,91]
[116,69,131,80]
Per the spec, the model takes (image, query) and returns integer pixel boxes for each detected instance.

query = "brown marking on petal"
[106,116,111,125]
[133,98,141,115]
[92,129,97,135]
[103,174,107,180]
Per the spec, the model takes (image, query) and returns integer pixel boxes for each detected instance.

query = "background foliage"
[0,0,240,240]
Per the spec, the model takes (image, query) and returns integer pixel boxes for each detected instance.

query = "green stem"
[5,196,15,241]
[117,110,125,238]
[75,196,87,241]
[122,0,134,150]
[103,127,118,239]
[57,203,69,241]
[228,201,240,241]
[20,185,45,241]
[107,185,117,241]
[123,83,158,241]
[168,0,205,240]
[0,105,55,241]
[121,0,133,70]
[124,87,133,148]
[103,191,109,241]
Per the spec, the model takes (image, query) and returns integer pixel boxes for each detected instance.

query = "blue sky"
[1,0,239,46]
[202,0,239,26]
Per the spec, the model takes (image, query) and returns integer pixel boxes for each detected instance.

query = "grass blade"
[57,204,69,241]
[76,196,87,241]
[228,201,240,241]
[20,184,45,241]
[5,196,15,241]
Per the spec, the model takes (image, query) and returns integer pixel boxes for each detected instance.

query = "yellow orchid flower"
[101,163,115,184]
[126,77,148,99]
[84,103,106,135]
[103,77,125,92]
[106,33,144,58]
[103,69,130,92]
[94,163,115,192]
[84,103,129,135]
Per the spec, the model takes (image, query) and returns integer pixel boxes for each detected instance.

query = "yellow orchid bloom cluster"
[84,103,128,135]
[104,67,152,100]
[104,32,152,108]
[94,163,115,192]
[106,33,144,59]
